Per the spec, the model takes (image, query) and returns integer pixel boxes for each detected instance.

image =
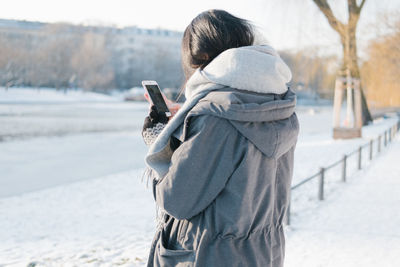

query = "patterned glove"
[142,105,168,146]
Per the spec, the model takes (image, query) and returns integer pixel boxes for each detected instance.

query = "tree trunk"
[312,0,372,126]
[340,26,373,125]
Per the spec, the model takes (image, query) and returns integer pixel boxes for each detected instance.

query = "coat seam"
[214,224,283,240]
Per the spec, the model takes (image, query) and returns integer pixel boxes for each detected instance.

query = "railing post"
[318,167,325,201]
[369,140,373,160]
[358,146,362,170]
[389,128,392,143]
[384,131,387,147]
[342,155,347,182]
[378,135,382,153]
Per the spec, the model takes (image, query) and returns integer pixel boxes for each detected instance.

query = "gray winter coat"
[145,45,299,267]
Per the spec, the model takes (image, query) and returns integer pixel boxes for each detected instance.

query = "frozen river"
[0,101,149,198]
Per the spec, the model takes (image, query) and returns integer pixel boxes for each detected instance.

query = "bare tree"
[70,32,114,90]
[126,37,182,89]
[281,48,338,98]
[312,0,372,124]
[0,35,27,88]
[362,14,400,107]
[37,36,77,89]
[0,20,182,91]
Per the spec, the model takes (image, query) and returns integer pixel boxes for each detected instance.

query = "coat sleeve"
[154,115,244,220]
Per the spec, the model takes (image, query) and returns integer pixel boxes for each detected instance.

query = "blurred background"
[0,0,399,104]
[0,0,399,266]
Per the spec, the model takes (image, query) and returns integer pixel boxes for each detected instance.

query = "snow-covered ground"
[285,134,400,267]
[0,88,399,266]
[0,170,155,266]
[0,87,122,104]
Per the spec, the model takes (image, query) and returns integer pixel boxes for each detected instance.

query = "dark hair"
[181,9,255,85]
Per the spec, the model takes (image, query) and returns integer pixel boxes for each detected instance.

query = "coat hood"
[184,45,298,158]
[187,89,298,158]
[185,45,292,99]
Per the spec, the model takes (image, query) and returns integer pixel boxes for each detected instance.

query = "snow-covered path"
[285,135,400,267]
[0,170,155,266]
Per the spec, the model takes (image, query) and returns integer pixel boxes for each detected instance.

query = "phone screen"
[144,84,170,114]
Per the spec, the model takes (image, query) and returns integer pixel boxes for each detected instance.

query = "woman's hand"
[144,92,181,119]
[142,105,168,146]
[164,97,181,117]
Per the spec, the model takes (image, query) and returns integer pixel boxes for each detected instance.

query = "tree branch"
[312,0,345,35]
[348,0,362,28]
[358,0,367,12]
[348,0,357,9]
[349,0,366,15]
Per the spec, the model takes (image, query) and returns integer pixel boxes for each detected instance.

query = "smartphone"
[142,80,171,117]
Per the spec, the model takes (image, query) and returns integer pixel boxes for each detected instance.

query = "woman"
[142,9,299,267]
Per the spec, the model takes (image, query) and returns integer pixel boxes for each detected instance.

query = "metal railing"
[286,118,400,225]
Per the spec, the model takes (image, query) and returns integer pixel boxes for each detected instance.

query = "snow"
[0,88,399,266]
[293,106,398,185]
[0,101,149,141]
[285,134,400,267]
[0,170,155,266]
[0,87,122,104]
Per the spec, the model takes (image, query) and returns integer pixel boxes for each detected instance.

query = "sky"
[1,0,399,55]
